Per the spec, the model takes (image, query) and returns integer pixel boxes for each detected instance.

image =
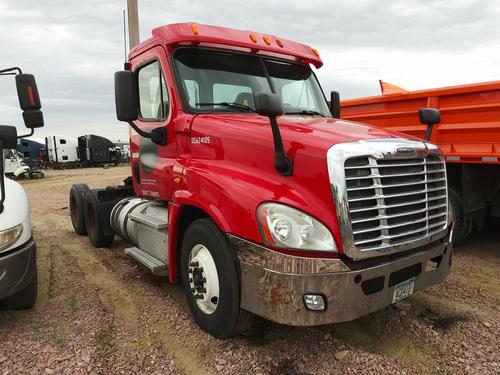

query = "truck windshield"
[173,48,331,117]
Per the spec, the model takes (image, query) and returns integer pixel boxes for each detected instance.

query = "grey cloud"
[1,0,499,140]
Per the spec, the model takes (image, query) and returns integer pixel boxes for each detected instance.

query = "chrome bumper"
[230,236,452,326]
[0,239,37,300]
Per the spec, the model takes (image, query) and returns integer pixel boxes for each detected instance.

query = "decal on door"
[191,136,211,144]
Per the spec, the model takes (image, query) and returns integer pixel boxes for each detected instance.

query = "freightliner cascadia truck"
[0,67,44,309]
[341,81,500,244]
[69,23,453,338]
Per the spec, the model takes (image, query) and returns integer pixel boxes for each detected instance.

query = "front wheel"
[180,218,252,338]
[7,270,37,310]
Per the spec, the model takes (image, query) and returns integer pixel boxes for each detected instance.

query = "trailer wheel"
[449,188,469,244]
[84,190,114,248]
[7,269,37,310]
[69,184,89,235]
[180,218,253,338]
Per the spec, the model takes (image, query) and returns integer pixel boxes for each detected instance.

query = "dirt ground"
[0,166,499,375]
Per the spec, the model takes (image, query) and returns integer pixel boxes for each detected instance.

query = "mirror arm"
[127,121,151,139]
[269,116,293,176]
[17,128,34,139]
[424,124,435,141]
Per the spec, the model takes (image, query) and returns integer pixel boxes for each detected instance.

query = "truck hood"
[1,177,31,236]
[194,114,416,159]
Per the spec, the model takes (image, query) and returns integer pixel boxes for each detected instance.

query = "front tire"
[180,218,252,338]
[7,269,37,310]
[449,188,469,244]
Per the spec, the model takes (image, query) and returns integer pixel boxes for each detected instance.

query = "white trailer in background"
[45,135,79,164]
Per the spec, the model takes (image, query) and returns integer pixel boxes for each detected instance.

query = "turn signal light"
[249,33,257,43]
[311,48,320,57]
[263,35,271,45]
[191,23,199,35]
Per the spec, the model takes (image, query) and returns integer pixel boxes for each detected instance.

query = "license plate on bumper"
[392,277,415,303]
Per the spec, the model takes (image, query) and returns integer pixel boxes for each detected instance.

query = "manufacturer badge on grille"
[396,147,415,154]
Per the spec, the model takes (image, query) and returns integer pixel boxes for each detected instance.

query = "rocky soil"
[0,167,499,374]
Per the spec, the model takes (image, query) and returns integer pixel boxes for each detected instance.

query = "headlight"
[0,224,23,253]
[257,203,336,251]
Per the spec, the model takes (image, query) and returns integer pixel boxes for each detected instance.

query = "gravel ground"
[0,166,499,375]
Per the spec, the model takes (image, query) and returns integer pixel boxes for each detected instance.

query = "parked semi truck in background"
[341,81,500,243]
[69,23,453,338]
[0,67,44,309]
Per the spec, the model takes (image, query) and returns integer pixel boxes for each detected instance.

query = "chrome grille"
[344,154,448,251]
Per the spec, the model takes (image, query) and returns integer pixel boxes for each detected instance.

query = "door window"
[137,60,169,120]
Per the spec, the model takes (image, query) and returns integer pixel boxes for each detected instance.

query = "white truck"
[2,148,44,180]
[0,67,44,309]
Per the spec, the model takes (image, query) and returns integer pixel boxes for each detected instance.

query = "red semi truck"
[69,23,453,338]
[341,81,500,243]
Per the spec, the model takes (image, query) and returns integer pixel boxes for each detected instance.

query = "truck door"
[130,46,176,201]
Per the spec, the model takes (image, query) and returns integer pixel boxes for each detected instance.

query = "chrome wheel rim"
[188,244,219,315]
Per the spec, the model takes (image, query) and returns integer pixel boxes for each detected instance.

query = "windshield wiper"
[284,110,326,117]
[196,102,256,113]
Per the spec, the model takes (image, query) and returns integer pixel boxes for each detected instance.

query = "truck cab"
[70,23,453,338]
[0,68,44,309]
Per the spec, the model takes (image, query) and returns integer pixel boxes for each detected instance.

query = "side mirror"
[254,92,283,117]
[15,74,44,129]
[115,71,138,122]
[330,91,341,118]
[419,108,440,126]
[0,125,18,149]
[254,93,292,176]
[418,108,440,141]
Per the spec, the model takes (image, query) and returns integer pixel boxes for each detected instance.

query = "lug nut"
[194,294,204,299]
[189,262,199,267]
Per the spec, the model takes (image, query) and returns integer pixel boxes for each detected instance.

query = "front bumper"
[0,239,37,300]
[230,235,452,326]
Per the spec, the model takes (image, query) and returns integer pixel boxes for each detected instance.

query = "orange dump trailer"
[341,81,500,243]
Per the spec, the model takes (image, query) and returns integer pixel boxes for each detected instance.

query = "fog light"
[303,294,325,311]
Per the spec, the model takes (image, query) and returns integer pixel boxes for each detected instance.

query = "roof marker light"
[249,33,257,43]
[311,48,320,57]
[276,39,284,48]
[263,35,271,45]
[191,23,199,35]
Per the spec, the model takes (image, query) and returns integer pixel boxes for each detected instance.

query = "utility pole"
[127,0,140,49]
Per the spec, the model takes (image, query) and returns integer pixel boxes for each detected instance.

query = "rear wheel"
[180,218,252,338]
[84,190,114,248]
[70,183,89,235]
[7,270,37,310]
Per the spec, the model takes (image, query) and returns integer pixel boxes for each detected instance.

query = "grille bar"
[349,195,446,213]
[345,154,448,252]
[351,203,447,224]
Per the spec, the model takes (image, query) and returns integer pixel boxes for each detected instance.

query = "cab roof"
[131,22,323,68]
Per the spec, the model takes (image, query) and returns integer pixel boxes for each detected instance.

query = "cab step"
[124,246,168,276]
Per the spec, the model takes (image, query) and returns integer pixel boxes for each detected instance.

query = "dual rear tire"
[69,184,114,247]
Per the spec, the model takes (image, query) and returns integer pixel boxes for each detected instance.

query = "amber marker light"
[249,33,258,43]
[259,207,276,245]
[191,23,199,35]
[263,35,271,45]
[276,39,284,48]
[311,48,320,57]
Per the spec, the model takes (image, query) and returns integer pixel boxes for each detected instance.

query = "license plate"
[392,277,415,303]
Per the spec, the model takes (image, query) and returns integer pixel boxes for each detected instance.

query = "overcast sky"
[1,0,500,141]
